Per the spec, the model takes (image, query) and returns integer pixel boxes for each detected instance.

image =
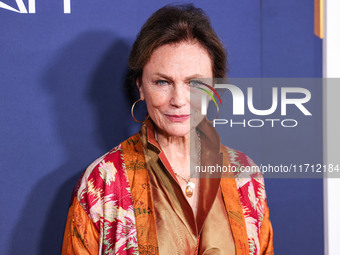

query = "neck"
[155,128,200,178]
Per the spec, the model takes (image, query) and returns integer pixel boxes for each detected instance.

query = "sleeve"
[259,200,274,255]
[62,197,99,255]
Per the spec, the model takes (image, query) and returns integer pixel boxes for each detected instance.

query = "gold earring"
[131,99,149,123]
[205,105,219,123]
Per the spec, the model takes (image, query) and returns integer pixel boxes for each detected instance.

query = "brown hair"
[128,4,228,85]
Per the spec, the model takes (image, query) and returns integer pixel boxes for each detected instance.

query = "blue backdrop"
[0,0,322,254]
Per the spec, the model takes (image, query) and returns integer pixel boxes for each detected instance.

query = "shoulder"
[220,144,266,208]
[73,134,141,214]
[79,144,123,187]
[220,144,256,167]
[220,144,262,179]
[68,135,140,253]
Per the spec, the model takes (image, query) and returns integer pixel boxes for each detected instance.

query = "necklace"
[173,170,196,197]
[154,129,201,198]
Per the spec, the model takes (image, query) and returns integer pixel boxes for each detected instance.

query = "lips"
[165,114,190,122]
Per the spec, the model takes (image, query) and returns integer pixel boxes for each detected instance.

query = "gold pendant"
[185,182,195,198]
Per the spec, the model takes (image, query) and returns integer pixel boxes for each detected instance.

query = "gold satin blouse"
[139,119,235,255]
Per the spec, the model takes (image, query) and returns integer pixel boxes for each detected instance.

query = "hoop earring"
[205,105,219,123]
[131,99,149,123]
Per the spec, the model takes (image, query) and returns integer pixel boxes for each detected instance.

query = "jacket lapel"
[122,134,159,254]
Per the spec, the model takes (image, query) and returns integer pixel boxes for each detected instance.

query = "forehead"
[143,41,213,78]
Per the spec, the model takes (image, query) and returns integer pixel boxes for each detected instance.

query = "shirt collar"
[139,117,224,234]
[139,117,222,161]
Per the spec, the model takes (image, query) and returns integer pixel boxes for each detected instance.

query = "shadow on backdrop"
[9,31,143,254]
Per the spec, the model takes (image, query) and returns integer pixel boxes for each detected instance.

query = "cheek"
[190,90,204,112]
[144,89,170,111]
[190,95,201,110]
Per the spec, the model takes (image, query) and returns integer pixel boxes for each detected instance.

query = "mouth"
[165,114,190,122]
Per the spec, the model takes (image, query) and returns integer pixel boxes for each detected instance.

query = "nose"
[170,83,189,108]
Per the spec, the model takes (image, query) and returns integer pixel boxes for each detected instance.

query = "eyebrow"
[153,72,208,81]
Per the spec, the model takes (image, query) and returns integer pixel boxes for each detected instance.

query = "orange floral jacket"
[62,133,274,254]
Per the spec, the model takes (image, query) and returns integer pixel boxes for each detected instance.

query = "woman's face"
[138,41,213,137]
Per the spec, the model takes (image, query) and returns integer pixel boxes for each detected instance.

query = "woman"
[62,4,273,255]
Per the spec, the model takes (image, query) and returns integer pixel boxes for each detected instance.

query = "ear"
[136,78,145,100]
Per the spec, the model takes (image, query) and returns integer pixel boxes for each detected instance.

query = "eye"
[156,80,170,86]
[190,80,206,88]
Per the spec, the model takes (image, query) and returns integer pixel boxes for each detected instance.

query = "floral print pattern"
[225,146,267,255]
[75,144,138,254]
[69,138,270,254]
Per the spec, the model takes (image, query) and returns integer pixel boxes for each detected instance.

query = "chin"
[164,125,190,137]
